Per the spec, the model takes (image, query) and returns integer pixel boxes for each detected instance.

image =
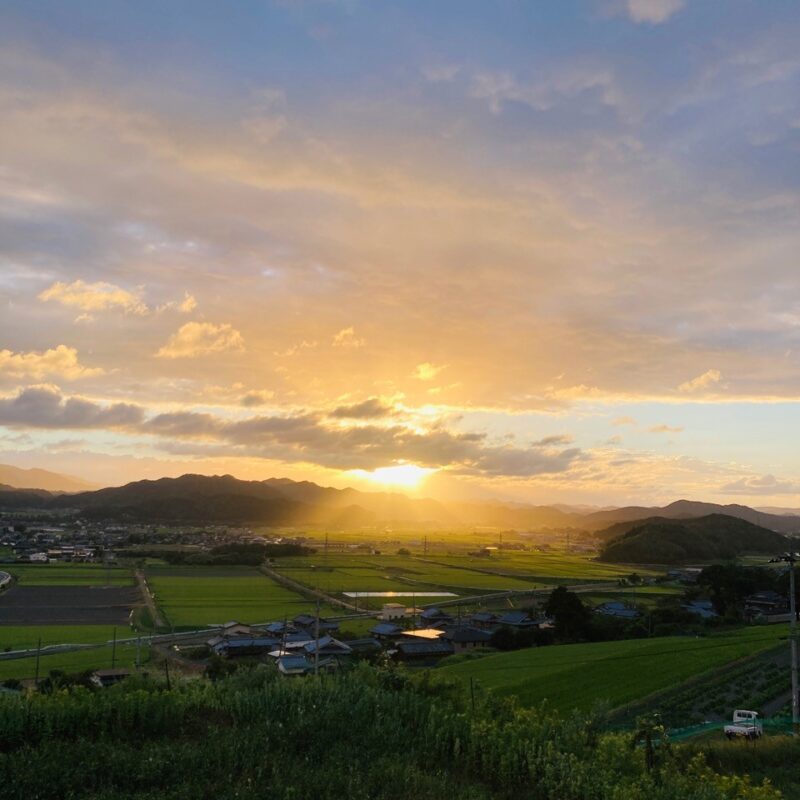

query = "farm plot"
[276,556,544,595]
[146,566,322,628]
[0,642,146,682]
[0,624,125,651]
[422,552,656,582]
[439,627,786,714]
[6,563,133,586]
[279,567,429,594]
[0,585,139,625]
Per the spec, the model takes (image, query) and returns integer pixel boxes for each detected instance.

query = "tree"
[631,713,669,775]
[545,586,591,641]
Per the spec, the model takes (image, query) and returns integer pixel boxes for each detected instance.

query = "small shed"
[379,603,407,621]
[91,669,133,688]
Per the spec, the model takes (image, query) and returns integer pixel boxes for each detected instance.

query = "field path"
[136,570,167,628]
[260,564,358,611]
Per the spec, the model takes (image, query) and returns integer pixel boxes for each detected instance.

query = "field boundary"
[135,570,167,629]
[259,564,357,611]
[608,647,779,723]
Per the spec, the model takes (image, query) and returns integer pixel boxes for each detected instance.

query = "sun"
[351,464,436,488]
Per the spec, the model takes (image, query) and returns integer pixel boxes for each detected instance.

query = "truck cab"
[724,710,763,739]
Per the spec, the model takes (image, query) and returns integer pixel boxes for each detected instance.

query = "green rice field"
[0,642,147,682]
[146,566,326,628]
[439,626,786,713]
[5,564,133,586]
[0,624,126,652]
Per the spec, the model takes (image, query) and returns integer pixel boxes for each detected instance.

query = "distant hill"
[0,464,97,493]
[6,471,800,535]
[598,514,789,564]
[49,474,303,523]
[582,499,800,534]
[0,483,53,508]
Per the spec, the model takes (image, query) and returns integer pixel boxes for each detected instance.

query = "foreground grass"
[0,666,781,800]
[687,735,800,798]
[439,627,787,713]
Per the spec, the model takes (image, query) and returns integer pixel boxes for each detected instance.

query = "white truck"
[724,710,763,739]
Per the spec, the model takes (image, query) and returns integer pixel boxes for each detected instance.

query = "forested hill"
[598,514,789,564]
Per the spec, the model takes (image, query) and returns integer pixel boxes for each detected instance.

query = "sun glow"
[351,464,436,488]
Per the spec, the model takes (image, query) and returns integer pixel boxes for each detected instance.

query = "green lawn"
[146,566,326,627]
[6,564,133,586]
[439,627,787,713]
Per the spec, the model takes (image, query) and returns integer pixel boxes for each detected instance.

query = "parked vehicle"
[724,709,763,739]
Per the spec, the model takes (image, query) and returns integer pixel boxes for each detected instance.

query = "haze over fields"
[2,1,800,509]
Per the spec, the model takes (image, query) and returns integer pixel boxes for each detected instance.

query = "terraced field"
[440,626,786,713]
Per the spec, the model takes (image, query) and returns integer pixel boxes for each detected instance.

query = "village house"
[419,607,454,627]
[594,601,641,620]
[392,639,454,661]
[370,622,404,640]
[497,610,539,629]
[440,625,493,653]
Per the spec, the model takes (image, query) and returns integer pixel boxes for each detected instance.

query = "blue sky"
[1,0,799,504]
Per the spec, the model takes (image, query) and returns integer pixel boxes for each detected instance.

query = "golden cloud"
[39,280,148,316]
[156,322,245,359]
[0,345,103,380]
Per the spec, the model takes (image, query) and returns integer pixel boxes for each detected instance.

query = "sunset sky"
[1,0,800,505]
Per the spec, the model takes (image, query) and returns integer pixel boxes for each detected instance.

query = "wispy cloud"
[39,280,148,316]
[624,0,684,25]
[332,327,365,348]
[720,474,800,496]
[679,369,723,393]
[413,362,446,381]
[649,424,684,434]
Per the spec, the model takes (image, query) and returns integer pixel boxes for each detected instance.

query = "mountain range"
[0,471,799,536]
[0,464,97,493]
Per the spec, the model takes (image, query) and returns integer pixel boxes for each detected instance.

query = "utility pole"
[771,552,799,736]
[314,599,320,676]
[34,636,42,687]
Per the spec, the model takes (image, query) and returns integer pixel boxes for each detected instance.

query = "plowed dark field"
[0,585,139,625]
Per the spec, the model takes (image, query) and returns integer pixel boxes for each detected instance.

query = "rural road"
[135,570,167,628]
